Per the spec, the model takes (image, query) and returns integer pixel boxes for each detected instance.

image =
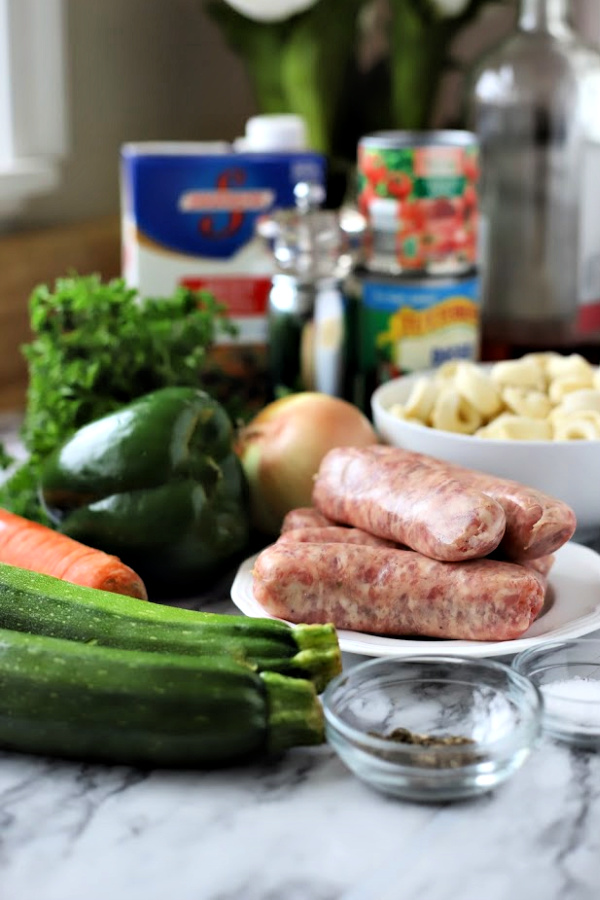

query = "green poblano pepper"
[40,387,251,591]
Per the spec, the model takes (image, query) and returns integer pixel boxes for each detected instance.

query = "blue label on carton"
[121,148,327,260]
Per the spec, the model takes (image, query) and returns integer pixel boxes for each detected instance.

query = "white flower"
[222,0,319,22]
[429,0,471,16]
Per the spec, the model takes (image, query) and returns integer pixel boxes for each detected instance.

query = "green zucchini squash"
[0,625,324,767]
[0,562,341,691]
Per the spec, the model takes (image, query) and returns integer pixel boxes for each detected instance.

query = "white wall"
[13,0,600,230]
[19,0,256,228]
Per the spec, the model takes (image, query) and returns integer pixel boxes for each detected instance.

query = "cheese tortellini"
[388,353,600,441]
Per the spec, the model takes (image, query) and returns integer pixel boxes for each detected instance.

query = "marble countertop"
[1,652,600,900]
[2,603,600,900]
[2,415,600,899]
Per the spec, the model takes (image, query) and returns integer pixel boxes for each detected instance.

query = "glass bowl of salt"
[513,639,600,749]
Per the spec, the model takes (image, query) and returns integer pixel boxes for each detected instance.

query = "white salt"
[541,677,600,730]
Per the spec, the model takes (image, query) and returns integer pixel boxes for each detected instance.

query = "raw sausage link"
[278,526,397,548]
[523,554,555,578]
[490,551,555,579]
[280,508,335,533]
[367,446,576,560]
[252,543,544,642]
[312,446,507,562]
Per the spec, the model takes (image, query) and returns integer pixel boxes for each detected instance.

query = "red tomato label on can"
[357,132,479,276]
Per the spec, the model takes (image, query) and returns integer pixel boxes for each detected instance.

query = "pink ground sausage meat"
[365,446,576,560]
[312,446,507,562]
[280,508,335,533]
[522,554,555,578]
[278,525,397,548]
[252,543,545,642]
[491,551,555,578]
[459,473,574,560]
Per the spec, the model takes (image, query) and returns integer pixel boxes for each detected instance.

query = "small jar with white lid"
[234,114,310,152]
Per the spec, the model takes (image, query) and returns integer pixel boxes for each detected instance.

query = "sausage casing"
[252,543,544,642]
[280,508,335,533]
[278,525,397,548]
[365,446,576,560]
[312,446,507,562]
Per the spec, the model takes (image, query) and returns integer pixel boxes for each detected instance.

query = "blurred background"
[0,0,599,409]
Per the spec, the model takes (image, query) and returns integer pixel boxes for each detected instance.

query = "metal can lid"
[359,130,478,149]
[354,265,480,288]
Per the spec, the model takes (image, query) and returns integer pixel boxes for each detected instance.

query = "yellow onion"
[236,392,378,535]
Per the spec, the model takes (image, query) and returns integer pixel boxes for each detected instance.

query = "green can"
[344,269,481,412]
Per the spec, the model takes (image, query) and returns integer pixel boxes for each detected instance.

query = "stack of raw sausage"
[252,446,577,642]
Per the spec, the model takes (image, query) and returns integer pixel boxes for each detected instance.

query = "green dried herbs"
[368,726,484,769]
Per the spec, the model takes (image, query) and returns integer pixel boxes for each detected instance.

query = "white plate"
[230,541,600,659]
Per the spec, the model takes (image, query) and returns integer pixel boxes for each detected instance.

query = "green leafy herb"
[0,458,47,523]
[0,445,13,470]
[0,273,237,521]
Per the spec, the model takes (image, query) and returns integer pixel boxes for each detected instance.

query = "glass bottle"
[468,0,600,354]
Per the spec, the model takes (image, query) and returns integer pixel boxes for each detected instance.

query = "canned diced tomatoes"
[357,131,479,276]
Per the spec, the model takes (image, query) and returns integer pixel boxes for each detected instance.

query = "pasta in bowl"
[371,353,600,534]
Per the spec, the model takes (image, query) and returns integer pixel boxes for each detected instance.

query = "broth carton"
[120,136,327,413]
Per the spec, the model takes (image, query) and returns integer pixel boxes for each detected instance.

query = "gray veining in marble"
[1,730,600,900]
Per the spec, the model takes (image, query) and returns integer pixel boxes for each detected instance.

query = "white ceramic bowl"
[371,369,600,536]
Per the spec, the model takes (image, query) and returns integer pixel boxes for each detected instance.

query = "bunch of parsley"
[0,274,236,521]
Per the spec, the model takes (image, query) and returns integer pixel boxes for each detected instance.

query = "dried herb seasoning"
[367,726,485,769]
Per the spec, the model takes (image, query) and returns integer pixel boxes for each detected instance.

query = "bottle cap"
[242,114,309,151]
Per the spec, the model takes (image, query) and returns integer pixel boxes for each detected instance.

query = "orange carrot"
[0,508,148,600]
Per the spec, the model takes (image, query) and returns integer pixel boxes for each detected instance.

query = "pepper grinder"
[261,182,353,398]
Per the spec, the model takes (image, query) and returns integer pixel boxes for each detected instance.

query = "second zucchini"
[0,562,341,691]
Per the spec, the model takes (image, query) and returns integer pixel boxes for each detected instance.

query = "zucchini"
[0,626,324,766]
[0,562,341,691]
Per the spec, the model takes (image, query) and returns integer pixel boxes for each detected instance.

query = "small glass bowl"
[513,638,600,749]
[321,655,542,803]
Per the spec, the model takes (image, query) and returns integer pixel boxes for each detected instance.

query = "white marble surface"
[1,646,600,900]
[2,415,600,899]
[1,612,600,900]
